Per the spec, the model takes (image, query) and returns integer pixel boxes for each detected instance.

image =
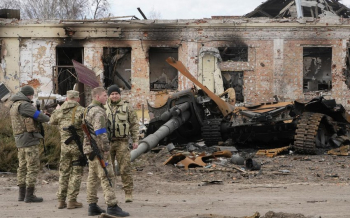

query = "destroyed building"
[1,0,350,110]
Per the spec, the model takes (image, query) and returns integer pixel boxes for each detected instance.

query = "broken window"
[0,40,2,63]
[222,71,244,102]
[102,47,131,90]
[55,47,83,96]
[218,47,248,62]
[345,48,350,89]
[303,47,332,92]
[149,47,178,91]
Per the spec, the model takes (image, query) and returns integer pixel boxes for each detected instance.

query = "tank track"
[202,119,223,146]
[294,112,325,154]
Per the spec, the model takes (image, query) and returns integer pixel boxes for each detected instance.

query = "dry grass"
[0,103,18,172]
[0,103,61,172]
[40,123,61,169]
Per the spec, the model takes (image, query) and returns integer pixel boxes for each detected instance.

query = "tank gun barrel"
[130,102,191,162]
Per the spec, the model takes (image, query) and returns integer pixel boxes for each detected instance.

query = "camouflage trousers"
[110,138,133,192]
[57,144,84,202]
[86,153,117,206]
[17,144,40,188]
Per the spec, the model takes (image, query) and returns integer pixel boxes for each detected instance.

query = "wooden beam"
[278,0,295,17]
[258,10,273,18]
[336,6,346,15]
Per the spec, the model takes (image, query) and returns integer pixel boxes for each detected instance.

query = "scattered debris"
[167,143,176,152]
[163,153,186,165]
[181,211,259,218]
[278,170,291,174]
[245,158,261,171]
[230,154,245,165]
[150,147,163,153]
[194,156,207,167]
[306,200,327,203]
[327,145,350,156]
[99,213,120,218]
[199,180,223,186]
[256,146,290,158]
[179,157,203,170]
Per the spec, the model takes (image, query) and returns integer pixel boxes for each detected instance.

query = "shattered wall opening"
[102,47,131,90]
[303,47,332,92]
[245,0,350,18]
[55,47,83,96]
[0,40,2,63]
[218,47,248,62]
[346,48,350,89]
[149,47,178,91]
[222,71,244,102]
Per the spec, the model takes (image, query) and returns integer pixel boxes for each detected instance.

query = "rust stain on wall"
[22,79,40,88]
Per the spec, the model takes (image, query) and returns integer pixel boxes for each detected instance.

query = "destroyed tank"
[142,57,350,155]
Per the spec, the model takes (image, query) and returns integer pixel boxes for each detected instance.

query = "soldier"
[9,85,50,203]
[49,90,85,209]
[83,87,129,217]
[105,85,139,203]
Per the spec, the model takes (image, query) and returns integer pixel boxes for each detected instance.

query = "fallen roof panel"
[72,60,99,88]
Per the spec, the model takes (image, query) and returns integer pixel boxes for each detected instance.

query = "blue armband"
[95,128,107,135]
[33,110,40,119]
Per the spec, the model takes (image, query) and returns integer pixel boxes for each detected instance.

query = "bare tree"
[0,0,21,10]
[0,0,110,20]
[90,0,110,19]
[22,0,60,19]
[148,7,162,20]
[58,0,88,19]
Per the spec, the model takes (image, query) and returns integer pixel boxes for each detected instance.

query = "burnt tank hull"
[145,58,350,155]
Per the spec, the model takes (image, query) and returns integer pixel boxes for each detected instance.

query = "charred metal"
[142,59,350,158]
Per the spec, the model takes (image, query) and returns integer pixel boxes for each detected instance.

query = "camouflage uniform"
[9,89,49,202]
[105,98,139,195]
[49,91,85,205]
[83,99,118,206]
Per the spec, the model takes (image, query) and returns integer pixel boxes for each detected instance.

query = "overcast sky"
[110,0,350,20]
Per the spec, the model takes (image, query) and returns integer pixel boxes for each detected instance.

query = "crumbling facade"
[2,0,350,110]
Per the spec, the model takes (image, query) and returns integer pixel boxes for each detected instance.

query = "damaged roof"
[244,0,350,18]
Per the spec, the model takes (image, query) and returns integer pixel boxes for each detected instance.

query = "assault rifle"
[36,101,47,155]
[63,125,88,166]
[82,123,112,187]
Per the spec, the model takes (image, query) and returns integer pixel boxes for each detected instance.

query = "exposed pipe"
[295,0,304,18]
[137,7,148,20]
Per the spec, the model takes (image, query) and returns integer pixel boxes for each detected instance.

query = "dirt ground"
[1,145,350,218]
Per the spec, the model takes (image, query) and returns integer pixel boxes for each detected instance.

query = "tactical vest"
[10,101,39,135]
[106,101,130,138]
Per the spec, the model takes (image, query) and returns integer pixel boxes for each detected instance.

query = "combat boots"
[125,191,133,203]
[18,186,26,201]
[107,204,130,217]
[58,201,67,209]
[24,187,43,203]
[88,203,106,216]
[67,200,83,209]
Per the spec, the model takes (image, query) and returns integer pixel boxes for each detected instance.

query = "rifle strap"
[71,105,78,125]
[83,105,97,135]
